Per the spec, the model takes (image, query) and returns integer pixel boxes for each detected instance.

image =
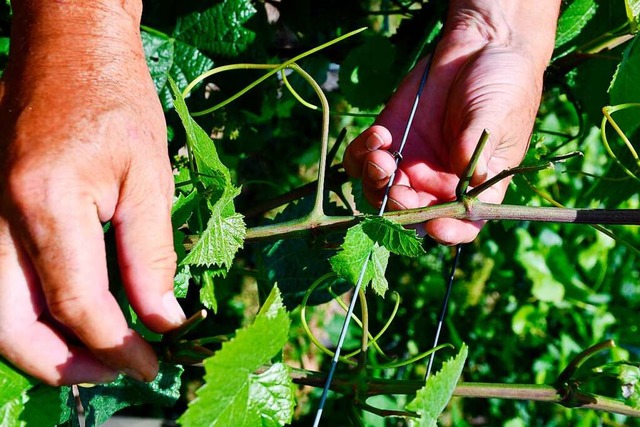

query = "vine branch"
[284,367,640,418]
[233,201,640,243]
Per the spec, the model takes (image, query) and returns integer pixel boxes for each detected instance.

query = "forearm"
[4,0,144,101]
[6,0,144,86]
[446,0,562,70]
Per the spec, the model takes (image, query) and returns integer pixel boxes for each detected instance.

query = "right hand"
[343,0,560,245]
[0,1,185,385]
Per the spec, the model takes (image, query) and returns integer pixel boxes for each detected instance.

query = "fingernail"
[388,197,407,211]
[163,291,187,326]
[365,133,383,151]
[122,368,145,382]
[367,161,388,181]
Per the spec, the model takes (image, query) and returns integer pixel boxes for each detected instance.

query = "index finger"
[343,125,393,178]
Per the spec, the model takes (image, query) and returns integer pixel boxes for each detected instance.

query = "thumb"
[113,173,186,333]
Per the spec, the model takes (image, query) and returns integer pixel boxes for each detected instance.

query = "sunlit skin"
[0,0,185,385]
[0,0,559,385]
[344,0,561,244]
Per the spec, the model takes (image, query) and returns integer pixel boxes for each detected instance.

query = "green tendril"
[600,104,640,182]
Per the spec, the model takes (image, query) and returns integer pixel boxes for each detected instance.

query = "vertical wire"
[313,56,434,427]
[425,244,462,380]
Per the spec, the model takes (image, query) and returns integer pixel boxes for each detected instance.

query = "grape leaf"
[171,81,245,271]
[626,0,640,33]
[170,79,232,196]
[172,190,199,229]
[329,223,390,296]
[406,344,468,427]
[0,36,8,54]
[249,363,296,427]
[0,358,71,427]
[199,269,218,313]
[172,0,256,58]
[609,35,640,136]
[339,34,398,110]
[174,264,191,298]
[178,286,294,427]
[181,188,246,270]
[0,358,35,425]
[555,0,598,48]
[361,217,425,257]
[78,363,183,426]
[142,30,214,111]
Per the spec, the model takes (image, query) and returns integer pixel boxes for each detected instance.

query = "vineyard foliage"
[1,0,640,426]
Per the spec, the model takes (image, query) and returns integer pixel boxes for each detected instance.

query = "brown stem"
[228,202,640,244]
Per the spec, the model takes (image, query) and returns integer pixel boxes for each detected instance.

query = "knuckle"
[46,292,93,330]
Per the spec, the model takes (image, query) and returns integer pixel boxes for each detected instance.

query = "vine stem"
[235,202,640,243]
[281,367,640,418]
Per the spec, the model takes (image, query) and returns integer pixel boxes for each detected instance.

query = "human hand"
[344,0,560,244]
[0,1,185,385]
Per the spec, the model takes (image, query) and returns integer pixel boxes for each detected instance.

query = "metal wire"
[425,244,462,380]
[312,56,434,427]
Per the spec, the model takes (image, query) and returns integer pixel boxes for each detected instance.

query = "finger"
[10,189,158,382]
[113,167,185,334]
[0,219,118,385]
[362,149,397,190]
[425,218,484,245]
[343,125,392,178]
[424,174,510,245]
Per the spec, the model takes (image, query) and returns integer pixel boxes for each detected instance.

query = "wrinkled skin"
[0,1,185,385]
[344,2,559,244]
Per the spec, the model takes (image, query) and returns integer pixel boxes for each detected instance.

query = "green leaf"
[609,35,640,136]
[172,0,256,57]
[170,79,232,195]
[142,30,214,110]
[79,363,183,426]
[179,286,294,427]
[249,363,295,427]
[181,189,246,269]
[21,386,72,427]
[174,264,191,298]
[329,223,390,296]
[172,190,200,229]
[361,217,425,257]
[626,0,640,33]
[339,34,398,110]
[555,0,598,48]
[0,357,34,425]
[0,358,71,427]
[406,344,468,426]
[200,269,218,313]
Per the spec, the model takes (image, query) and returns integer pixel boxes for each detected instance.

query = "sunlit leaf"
[179,287,294,427]
[626,0,640,33]
[555,0,598,48]
[170,79,232,195]
[329,223,390,296]
[361,216,425,257]
[142,30,214,110]
[182,188,246,269]
[0,358,71,427]
[406,344,468,426]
